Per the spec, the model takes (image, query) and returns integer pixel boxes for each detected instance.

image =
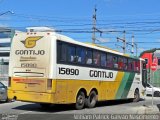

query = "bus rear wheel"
[133,89,140,102]
[85,91,97,108]
[75,91,85,110]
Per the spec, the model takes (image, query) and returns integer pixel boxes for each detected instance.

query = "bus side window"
[101,53,106,67]
[67,45,76,62]
[118,57,124,70]
[76,47,86,64]
[113,56,118,69]
[86,50,93,65]
[58,42,67,62]
[128,59,134,71]
[123,58,128,70]
[93,51,100,66]
[106,54,113,68]
[134,60,140,72]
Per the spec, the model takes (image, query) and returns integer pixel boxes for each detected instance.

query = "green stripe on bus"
[115,72,130,99]
[121,73,135,98]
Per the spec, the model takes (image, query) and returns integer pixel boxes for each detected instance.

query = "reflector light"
[47,79,52,90]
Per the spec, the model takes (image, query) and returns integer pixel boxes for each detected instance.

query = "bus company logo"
[21,36,43,48]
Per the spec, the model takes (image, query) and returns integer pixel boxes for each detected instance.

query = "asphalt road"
[0,96,160,120]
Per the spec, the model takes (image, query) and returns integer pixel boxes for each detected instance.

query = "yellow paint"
[11,77,47,92]
[113,72,125,98]
[23,36,43,48]
[8,73,126,104]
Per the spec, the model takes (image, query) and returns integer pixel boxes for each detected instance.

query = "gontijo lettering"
[15,50,45,55]
[89,70,113,78]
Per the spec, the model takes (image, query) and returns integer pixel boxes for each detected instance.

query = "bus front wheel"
[75,91,85,110]
[85,91,97,108]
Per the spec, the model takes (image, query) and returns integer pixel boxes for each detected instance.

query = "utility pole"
[92,6,97,44]
[123,30,126,54]
[126,33,134,55]
[132,34,138,57]
[131,34,134,55]
[129,34,138,56]
[135,43,138,57]
[117,30,126,54]
[131,34,138,57]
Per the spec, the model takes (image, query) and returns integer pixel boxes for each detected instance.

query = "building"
[140,48,160,87]
[0,27,12,86]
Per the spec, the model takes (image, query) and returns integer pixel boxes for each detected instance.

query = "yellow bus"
[8,27,147,109]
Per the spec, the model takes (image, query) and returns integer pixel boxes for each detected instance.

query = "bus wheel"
[75,91,85,110]
[133,89,140,102]
[86,91,97,108]
[39,103,52,109]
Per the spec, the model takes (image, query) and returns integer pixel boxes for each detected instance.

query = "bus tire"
[133,89,140,102]
[85,91,97,108]
[75,91,85,110]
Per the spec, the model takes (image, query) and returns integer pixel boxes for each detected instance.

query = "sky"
[1,0,160,56]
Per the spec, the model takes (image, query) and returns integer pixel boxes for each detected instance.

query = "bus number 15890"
[59,67,79,75]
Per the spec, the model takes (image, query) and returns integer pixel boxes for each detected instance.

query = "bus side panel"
[53,72,137,104]
[54,72,130,104]
[65,80,99,103]
[53,80,67,103]
[112,71,125,99]
[121,72,135,98]
[53,79,101,104]
[126,73,141,98]
[115,72,130,99]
